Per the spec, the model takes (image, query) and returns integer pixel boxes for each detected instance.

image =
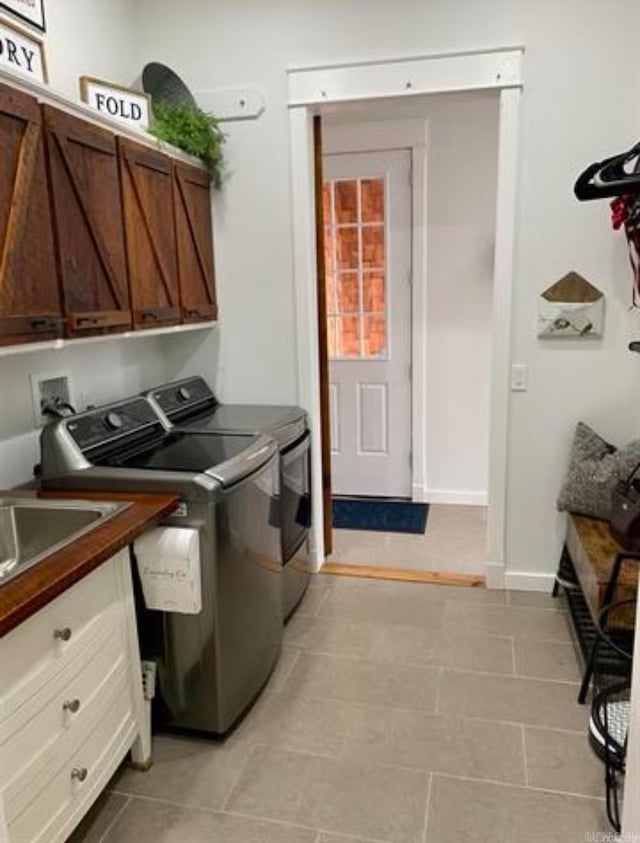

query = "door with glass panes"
[323,149,412,498]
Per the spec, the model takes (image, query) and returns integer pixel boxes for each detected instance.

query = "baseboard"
[485,562,505,590]
[321,561,485,588]
[309,545,324,573]
[425,489,488,506]
[411,483,428,503]
[503,570,556,593]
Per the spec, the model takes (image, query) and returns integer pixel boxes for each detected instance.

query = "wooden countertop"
[0,490,180,637]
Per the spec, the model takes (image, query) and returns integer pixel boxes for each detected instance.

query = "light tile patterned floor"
[330,504,487,574]
[72,575,609,843]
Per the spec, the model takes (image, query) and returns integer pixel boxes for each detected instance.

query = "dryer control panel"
[150,377,217,420]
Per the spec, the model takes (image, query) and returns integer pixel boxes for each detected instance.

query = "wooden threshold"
[321,562,485,588]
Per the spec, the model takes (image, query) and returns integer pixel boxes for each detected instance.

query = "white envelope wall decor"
[537,272,605,338]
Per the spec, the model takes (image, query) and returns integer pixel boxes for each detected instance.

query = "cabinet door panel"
[174,163,217,322]
[0,85,63,345]
[119,139,180,329]
[43,106,131,336]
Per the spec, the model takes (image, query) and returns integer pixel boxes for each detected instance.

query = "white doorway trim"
[288,47,523,586]
[322,119,428,504]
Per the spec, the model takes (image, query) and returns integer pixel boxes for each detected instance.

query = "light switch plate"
[511,364,528,392]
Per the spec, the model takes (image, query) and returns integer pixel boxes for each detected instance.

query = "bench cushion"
[566,514,638,628]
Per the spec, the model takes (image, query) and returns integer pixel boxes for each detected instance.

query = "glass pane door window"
[323,177,388,360]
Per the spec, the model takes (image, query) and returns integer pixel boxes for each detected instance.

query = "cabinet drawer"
[0,556,124,720]
[5,670,136,843]
[0,624,128,793]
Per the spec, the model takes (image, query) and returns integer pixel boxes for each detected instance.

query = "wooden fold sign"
[0,17,46,83]
[79,76,150,131]
[537,271,605,338]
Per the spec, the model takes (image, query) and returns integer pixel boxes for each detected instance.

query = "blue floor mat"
[332,497,429,534]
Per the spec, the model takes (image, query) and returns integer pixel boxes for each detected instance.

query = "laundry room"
[1,1,640,842]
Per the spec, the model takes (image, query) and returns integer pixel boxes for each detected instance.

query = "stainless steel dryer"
[39,397,282,735]
[144,377,312,619]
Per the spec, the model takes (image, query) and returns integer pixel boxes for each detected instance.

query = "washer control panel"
[66,398,162,453]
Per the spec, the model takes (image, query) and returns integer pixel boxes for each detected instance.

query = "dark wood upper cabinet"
[0,85,64,345]
[43,106,132,336]
[118,138,181,329]
[0,77,217,350]
[173,162,217,323]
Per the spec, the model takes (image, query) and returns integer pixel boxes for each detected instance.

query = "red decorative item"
[611,196,629,231]
[611,195,640,305]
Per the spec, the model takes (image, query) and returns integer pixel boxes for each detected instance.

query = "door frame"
[288,47,523,587]
[322,121,428,504]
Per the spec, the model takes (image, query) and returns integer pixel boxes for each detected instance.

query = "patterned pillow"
[557,423,640,520]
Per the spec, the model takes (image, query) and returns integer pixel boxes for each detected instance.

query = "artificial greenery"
[150,101,226,188]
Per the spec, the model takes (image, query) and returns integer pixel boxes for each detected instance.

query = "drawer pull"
[53,627,72,641]
[63,699,81,713]
[71,767,88,783]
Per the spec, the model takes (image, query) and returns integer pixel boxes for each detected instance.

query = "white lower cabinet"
[0,549,149,843]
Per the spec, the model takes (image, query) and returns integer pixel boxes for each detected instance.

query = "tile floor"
[72,574,609,843]
[330,504,487,574]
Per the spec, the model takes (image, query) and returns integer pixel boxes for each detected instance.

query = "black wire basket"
[588,598,635,831]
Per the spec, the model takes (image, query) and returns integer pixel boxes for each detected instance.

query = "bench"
[554,514,639,702]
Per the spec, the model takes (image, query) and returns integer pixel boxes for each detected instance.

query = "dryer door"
[280,432,311,562]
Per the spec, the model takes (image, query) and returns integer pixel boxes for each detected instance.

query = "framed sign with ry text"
[0,17,46,83]
[80,76,151,131]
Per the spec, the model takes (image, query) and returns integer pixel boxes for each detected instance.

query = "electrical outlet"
[30,372,74,426]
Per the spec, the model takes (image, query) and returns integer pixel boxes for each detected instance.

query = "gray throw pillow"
[557,422,640,520]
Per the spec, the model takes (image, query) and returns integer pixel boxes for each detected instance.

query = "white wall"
[131,0,640,583]
[0,340,169,487]
[505,5,640,583]
[323,93,498,504]
[0,0,176,486]
[424,93,497,503]
[45,0,139,99]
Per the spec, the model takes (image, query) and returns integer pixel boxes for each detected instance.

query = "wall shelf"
[0,67,206,171]
[0,321,217,360]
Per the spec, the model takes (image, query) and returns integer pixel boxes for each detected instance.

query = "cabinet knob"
[63,699,81,714]
[53,627,72,642]
[71,767,88,783]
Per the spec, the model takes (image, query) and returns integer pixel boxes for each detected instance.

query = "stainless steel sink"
[0,496,128,586]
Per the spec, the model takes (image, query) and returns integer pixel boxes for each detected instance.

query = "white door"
[323,149,412,498]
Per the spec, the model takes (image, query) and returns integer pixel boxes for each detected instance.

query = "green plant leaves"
[150,101,227,188]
